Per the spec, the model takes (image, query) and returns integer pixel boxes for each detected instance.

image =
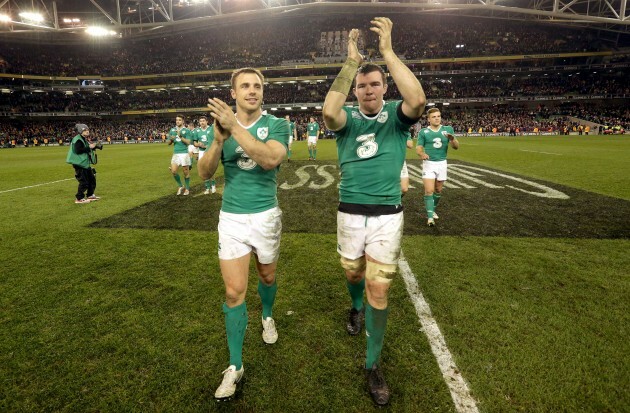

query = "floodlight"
[86,26,117,36]
[19,12,44,23]
[0,14,11,23]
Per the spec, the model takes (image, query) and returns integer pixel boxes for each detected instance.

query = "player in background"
[193,115,217,194]
[416,107,459,226]
[307,116,320,160]
[167,114,193,196]
[285,115,298,162]
[400,131,414,195]
[188,121,199,169]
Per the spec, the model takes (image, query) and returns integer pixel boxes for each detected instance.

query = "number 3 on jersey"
[432,137,443,149]
[356,133,378,158]
[236,146,257,170]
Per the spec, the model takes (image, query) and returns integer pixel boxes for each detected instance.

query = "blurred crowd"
[0,15,606,77]
[1,102,627,148]
[2,71,627,113]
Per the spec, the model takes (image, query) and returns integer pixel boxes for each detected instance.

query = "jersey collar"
[358,100,385,120]
[237,113,263,129]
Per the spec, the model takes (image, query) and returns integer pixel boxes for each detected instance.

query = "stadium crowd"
[2,71,627,113]
[0,15,605,77]
[2,103,627,148]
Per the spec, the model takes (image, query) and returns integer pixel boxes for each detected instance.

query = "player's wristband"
[330,58,360,96]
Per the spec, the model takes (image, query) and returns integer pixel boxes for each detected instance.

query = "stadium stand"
[0,13,628,143]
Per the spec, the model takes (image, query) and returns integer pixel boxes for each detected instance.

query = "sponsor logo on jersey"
[257,127,269,140]
[351,111,362,120]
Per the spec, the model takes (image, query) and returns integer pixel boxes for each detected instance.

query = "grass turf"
[0,136,628,412]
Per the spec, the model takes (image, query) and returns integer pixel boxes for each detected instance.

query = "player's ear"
[230,89,236,100]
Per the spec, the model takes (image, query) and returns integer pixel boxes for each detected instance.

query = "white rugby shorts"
[337,211,403,265]
[307,136,318,145]
[188,144,199,154]
[171,153,192,167]
[218,207,282,264]
[422,160,448,181]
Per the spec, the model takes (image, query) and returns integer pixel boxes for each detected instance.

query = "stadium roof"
[1,0,628,40]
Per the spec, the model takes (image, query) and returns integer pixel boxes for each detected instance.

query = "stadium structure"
[0,0,628,144]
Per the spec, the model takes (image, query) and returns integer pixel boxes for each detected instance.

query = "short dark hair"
[356,63,387,85]
[231,67,264,89]
[198,115,208,121]
[176,114,185,121]
[427,108,441,116]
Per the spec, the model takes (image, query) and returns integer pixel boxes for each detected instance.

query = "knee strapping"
[340,256,366,273]
[365,261,397,284]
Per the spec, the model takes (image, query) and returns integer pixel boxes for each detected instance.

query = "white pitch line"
[399,252,479,413]
[0,178,74,194]
[519,149,562,156]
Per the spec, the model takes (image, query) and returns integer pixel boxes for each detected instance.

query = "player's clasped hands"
[208,97,236,140]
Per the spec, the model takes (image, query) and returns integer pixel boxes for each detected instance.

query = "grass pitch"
[0,136,628,412]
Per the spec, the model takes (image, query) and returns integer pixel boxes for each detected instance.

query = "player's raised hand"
[213,119,229,143]
[446,133,455,141]
[347,28,363,65]
[370,17,393,56]
[208,97,237,133]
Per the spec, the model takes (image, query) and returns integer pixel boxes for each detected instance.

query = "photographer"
[66,123,102,204]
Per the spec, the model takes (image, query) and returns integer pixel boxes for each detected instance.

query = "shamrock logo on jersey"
[377,111,389,123]
[257,127,269,140]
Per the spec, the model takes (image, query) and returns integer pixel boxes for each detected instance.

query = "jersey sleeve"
[417,129,426,147]
[268,117,290,149]
[332,106,353,136]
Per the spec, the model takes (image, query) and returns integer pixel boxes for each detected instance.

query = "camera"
[94,141,104,150]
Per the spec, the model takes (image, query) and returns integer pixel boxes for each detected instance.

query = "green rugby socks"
[433,192,441,208]
[423,195,435,219]
[258,279,278,319]
[365,303,389,369]
[224,301,248,370]
[347,279,365,311]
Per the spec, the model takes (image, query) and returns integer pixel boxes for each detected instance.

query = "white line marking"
[399,252,479,413]
[0,178,74,194]
[519,149,562,156]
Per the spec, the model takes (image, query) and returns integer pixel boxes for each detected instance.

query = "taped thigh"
[340,256,366,273]
[365,261,397,284]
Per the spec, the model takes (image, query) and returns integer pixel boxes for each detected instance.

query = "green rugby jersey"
[209,114,289,213]
[417,125,455,161]
[289,121,295,138]
[335,101,410,206]
[168,127,192,154]
[307,121,319,137]
[192,126,212,152]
